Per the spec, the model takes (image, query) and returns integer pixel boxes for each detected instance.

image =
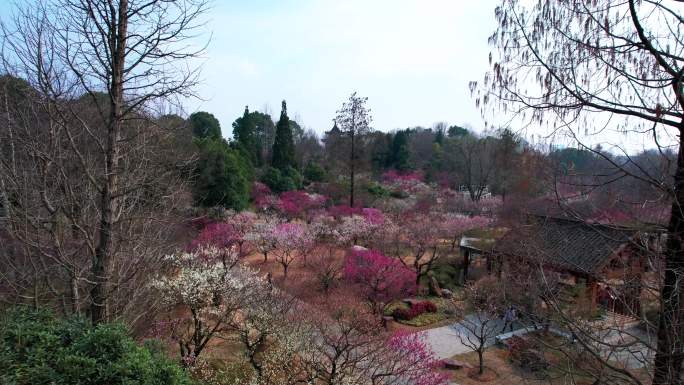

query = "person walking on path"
[501,306,517,333]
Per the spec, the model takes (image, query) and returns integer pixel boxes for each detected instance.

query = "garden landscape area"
[0,1,683,384]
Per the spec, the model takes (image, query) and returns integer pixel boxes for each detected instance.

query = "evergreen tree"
[271,100,297,171]
[192,138,251,210]
[447,125,469,138]
[252,111,275,164]
[189,111,222,139]
[232,106,259,166]
[390,130,411,171]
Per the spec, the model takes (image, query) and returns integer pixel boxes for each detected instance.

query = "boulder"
[443,359,473,370]
[403,298,421,307]
[429,275,443,297]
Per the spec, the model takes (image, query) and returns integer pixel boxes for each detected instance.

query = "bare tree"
[0,0,207,325]
[336,92,372,207]
[475,1,684,383]
[457,276,505,376]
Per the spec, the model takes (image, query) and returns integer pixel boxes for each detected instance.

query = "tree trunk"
[349,130,355,207]
[652,124,684,385]
[478,349,484,375]
[91,0,128,325]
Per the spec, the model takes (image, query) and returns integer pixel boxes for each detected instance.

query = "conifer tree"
[271,100,296,171]
[232,106,259,165]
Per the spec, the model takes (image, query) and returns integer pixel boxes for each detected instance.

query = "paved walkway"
[423,316,654,369]
[421,315,519,359]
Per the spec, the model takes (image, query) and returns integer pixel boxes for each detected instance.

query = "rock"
[429,275,443,297]
[403,298,421,307]
[443,359,473,370]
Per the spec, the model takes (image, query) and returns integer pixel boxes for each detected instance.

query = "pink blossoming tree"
[272,222,313,279]
[344,248,416,314]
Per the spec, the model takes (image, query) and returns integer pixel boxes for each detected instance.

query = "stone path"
[420,315,518,359]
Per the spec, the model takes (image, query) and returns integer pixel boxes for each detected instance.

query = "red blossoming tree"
[344,248,416,314]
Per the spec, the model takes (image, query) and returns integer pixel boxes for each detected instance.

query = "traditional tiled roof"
[494,216,637,275]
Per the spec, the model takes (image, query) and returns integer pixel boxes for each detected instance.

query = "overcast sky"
[186,0,501,139]
[0,1,669,152]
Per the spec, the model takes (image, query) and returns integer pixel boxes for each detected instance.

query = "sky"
[0,0,671,152]
[185,0,501,139]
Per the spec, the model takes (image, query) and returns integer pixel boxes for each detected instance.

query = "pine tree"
[390,130,411,171]
[232,106,259,165]
[271,100,296,171]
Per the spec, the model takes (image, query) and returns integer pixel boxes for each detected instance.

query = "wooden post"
[462,249,470,283]
[587,277,598,312]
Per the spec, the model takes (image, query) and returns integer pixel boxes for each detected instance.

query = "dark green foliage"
[447,125,469,138]
[193,138,251,210]
[550,147,597,174]
[260,166,302,193]
[189,111,222,139]
[0,307,190,385]
[434,127,445,144]
[232,106,259,166]
[366,182,390,198]
[251,111,276,163]
[271,101,297,171]
[389,130,411,171]
[303,160,326,183]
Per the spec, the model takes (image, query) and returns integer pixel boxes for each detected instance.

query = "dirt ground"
[446,347,651,385]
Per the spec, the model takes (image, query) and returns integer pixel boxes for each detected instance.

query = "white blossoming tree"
[152,247,268,363]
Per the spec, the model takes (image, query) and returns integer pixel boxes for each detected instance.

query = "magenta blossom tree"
[277,191,327,222]
[344,249,416,314]
[190,222,238,251]
[379,330,450,385]
[225,211,257,258]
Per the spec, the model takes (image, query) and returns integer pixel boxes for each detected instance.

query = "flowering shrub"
[392,301,437,320]
[414,300,438,314]
[344,249,416,314]
[327,204,361,218]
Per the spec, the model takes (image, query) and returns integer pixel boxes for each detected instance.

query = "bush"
[506,335,548,371]
[392,300,437,320]
[389,189,409,199]
[392,308,414,321]
[366,182,390,198]
[261,166,302,193]
[304,161,326,183]
[414,300,438,314]
[0,307,191,385]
